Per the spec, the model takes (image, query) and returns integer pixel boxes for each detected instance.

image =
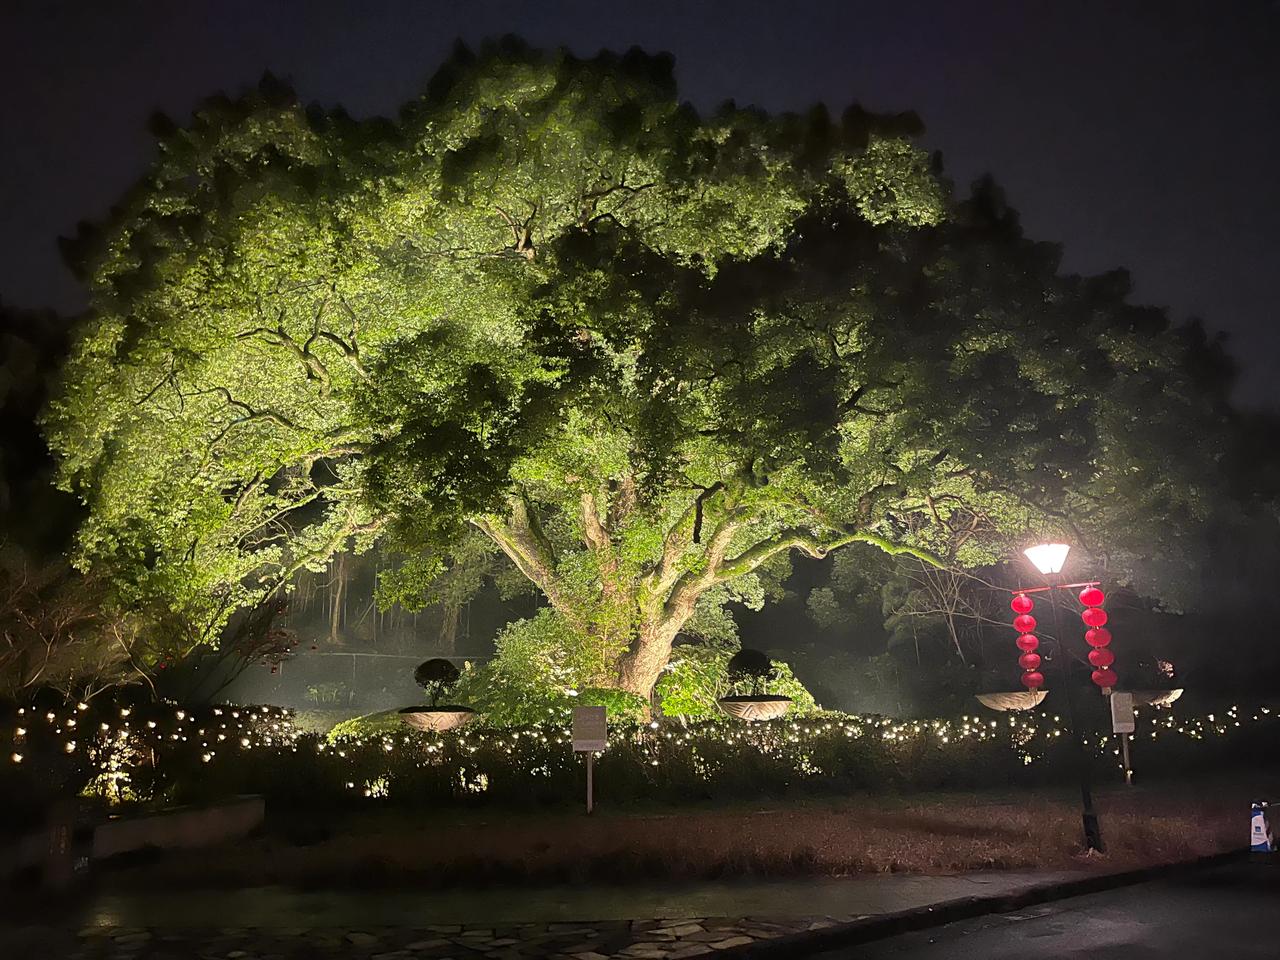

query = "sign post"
[1110,692,1136,785]
[572,706,607,814]
[44,798,76,890]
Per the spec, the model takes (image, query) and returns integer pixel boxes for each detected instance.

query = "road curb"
[720,850,1247,958]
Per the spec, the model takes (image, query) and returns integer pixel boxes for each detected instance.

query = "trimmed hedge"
[4,696,1276,823]
[181,706,1280,809]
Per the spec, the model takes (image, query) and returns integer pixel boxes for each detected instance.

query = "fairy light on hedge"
[3,695,1276,813]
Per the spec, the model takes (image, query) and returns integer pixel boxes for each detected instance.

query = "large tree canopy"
[49,43,1231,697]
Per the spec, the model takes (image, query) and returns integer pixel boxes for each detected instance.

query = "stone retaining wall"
[92,795,264,860]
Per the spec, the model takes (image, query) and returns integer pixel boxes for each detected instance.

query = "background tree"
[375,531,523,653]
[155,596,297,704]
[0,554,149,701]
[48,43,1232,704]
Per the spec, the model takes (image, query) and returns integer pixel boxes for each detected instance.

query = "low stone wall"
[91,795,264,860]
[0,829,53,877]
[2,796,264,884]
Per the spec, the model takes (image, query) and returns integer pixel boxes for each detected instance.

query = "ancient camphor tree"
[49,44,1228,698]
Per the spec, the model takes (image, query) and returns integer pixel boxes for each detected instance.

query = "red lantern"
[1010,594,1034,615]
[1088,648,1115,668]
[1018,652,1042,671]
[1015,634,1040,652]
[1085,628,1112,648]
[1081,607,1108,627]
[1090,668,1118,688]
[1021,671,1045,689]
[1079,586,1105,607]
[1013,614,1037,633]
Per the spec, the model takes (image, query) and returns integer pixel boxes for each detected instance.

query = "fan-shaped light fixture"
[1024,542,1070,575]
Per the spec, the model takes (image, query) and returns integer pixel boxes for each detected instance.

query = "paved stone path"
[2,915,859,959]
[0,871,1090,958]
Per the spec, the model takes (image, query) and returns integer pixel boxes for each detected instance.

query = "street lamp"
[1022,541,1106,854]
[1023,542,1070,575]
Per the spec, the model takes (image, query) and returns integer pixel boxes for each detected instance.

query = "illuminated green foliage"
[327,708,401,742]
[48,44,1230,695]
[656,644,818,719]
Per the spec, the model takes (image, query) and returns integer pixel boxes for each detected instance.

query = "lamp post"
[1022,542,1105,854]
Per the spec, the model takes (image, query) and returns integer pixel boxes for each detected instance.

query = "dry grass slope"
[105,776,1261,890]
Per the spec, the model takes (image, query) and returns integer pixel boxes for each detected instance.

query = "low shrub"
[4,695,1275,820]
[328,709,402,742]
[189,704,1280,810]
[0,694,295,832]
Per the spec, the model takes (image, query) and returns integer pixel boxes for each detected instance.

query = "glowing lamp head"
[1024,542,1070,575]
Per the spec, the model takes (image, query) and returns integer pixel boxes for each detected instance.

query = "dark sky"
[3,0,1277,404]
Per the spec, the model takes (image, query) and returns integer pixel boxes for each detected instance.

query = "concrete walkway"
[0,870,1097,960]
[71,870,1084,928]
[811,861,1280,959]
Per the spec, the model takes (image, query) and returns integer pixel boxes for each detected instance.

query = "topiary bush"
[656,643,819,719]
[726,648,775,695]
[413,658,462,707]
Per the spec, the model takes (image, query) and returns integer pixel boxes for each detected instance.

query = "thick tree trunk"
[615,600,697,698]
[328,554,346,645]
[438,603,460,654]
[615,634,670,698]
[472,483,892,701]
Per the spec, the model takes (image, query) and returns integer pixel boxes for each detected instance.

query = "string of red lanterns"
[1010,584,1118,692]
[1009,593,1044,689]
[1080,586,1118,689]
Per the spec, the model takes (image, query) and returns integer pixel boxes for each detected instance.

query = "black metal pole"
[1047,575,1105,853]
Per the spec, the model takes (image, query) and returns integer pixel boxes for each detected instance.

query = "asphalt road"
[813,860,1280,959]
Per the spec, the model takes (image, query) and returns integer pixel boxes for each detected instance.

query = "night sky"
[3,0,1277,405]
